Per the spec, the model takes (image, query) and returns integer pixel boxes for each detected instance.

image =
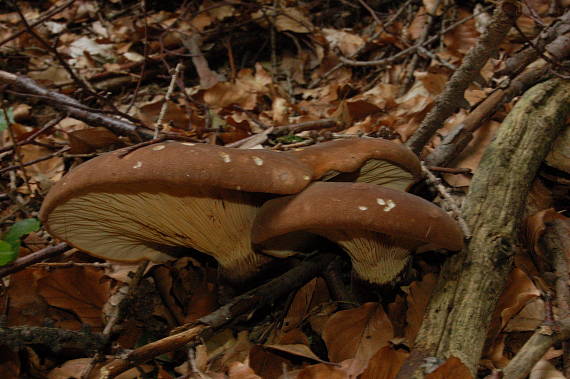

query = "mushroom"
[252,182,464,285]
[288,138,421,191]
[39,141,314,282]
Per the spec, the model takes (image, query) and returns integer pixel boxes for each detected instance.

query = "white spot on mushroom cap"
[236,186,242,191]
[219,152,232,163]
[182,142,195,146]
[303,175,311,181]
[384,200,396,212]
[252,156,264,166]
[377,198,396,212]
[358,205,368,211]
[133,161,143,169]
[152,145,166,151]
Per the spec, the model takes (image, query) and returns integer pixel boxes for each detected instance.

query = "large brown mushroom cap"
[288,138,421,191]
[40,142,314,281]
[252,182,463,284]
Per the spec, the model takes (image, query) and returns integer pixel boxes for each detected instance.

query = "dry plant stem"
[400,0,442,95]
[2,105,32,195]
[501,318,570,379]
[154,63,183,138]
[10,0,96,95]
[0,71,153,139]
[0,146,70,175]
[99,252,336,378]
[226,126,275,149]
[542,219,570,376]
[272,119,338,136]
[338,5,492,68]
[0,0,75,47]
[0,116,63,154]
[420,163,471,238]
[81,261,150,379]
[425,66,548,167]
[0,243,68,279]
[397,78,570,378]
[406,0,519,155]
[308,0,414,88]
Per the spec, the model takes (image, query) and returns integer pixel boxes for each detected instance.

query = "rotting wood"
[397,78,570,378]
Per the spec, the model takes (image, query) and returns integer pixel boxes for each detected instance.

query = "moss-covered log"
[398,78,570,378]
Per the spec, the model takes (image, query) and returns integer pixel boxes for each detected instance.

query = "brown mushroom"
[288,138,421,191]
[39,141,314,282]
[252,182,463,284]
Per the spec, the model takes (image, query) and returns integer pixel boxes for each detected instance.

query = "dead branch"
[0,326,107,355]
[498,9,570,77]
[542,219,570,376]
[425,65,548,167]
[397,78,570,378]
[0,243,69,279]
[0,70,153,139]
[501,318,570,379]
[406,0,520,155]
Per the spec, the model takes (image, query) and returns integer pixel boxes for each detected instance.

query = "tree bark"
[398,78,570,378]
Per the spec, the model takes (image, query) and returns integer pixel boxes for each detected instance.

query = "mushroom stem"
[314,230,413,285]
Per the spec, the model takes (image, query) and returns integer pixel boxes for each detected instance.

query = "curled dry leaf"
[203,64,273,110]
[322,28,365,57]
[322,302,394,366]
[484,268,540,354]
[525,208,568,266]
[404,273,438,345]
[443,8,479,55]
[252,7,313,33]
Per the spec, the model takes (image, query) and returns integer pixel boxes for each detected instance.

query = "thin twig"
[154,63,183,138]
[0,243,69,279]
[421,163,471,238]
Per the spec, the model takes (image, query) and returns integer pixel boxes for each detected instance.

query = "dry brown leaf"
[273,7,313,33]
[264,344,327,363]
[283,277,331,333]
[443,8,479,55]
[322,302,394,365]
[67,127,120,154]
[407,8,428,41]
[228,361,262,379]
[0,346,20,379]
[137,97,190,130]
[322,28,365,57]
[484,268,540,353]
[425,357,473,379]
[525,209,568,267]
[5,269,49,327]
[404,273,438,345]
[249,345,293,378]
[220,331,253,370]
[295,359,367,379]
[360,346,409,379]
[36,267,112,330]
[203,64,272,110]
